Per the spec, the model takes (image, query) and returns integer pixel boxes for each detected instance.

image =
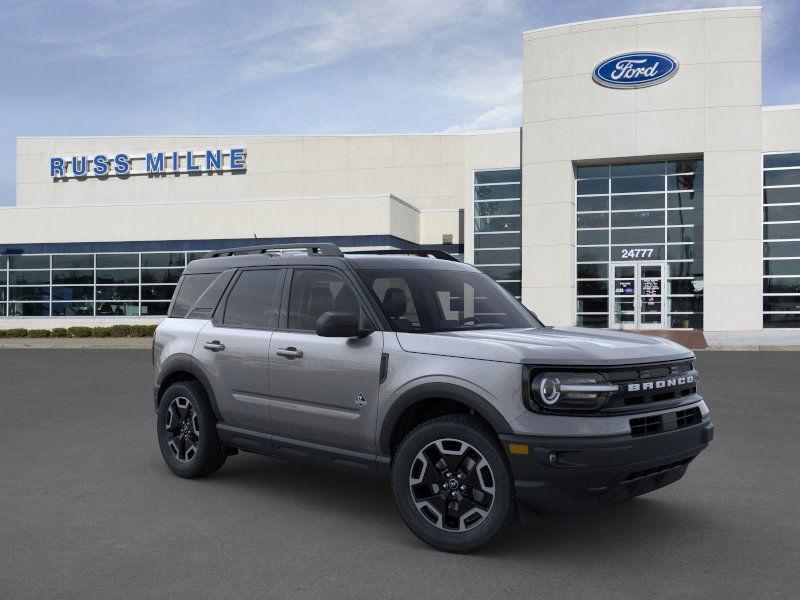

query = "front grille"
[630,407,702,438]
[601,360,698,412]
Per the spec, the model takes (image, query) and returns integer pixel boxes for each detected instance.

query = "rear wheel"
[391,414,516,552]
[156,381,225,478]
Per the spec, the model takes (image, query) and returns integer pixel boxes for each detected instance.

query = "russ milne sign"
[50,148,246,179]
[593,52,678,89]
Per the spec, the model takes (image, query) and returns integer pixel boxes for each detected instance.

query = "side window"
[171,273,217,318]
[222,269,283,329]
[287,270,369,331]
[368,277,420,332]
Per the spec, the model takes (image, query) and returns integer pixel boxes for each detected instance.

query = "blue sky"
[1,0,798,206]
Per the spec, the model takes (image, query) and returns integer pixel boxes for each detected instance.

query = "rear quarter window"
[170,273,218,318]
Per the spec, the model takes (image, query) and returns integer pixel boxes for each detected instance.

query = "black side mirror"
[315,311,373,338]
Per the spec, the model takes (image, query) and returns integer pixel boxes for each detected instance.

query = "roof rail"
[345,248,460,262]
[203,243,344,259]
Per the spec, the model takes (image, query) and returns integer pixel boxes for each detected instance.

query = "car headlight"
[530,371,618,411]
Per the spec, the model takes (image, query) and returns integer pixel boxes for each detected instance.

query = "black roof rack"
[203,243,344,259]
[345,249,460,262]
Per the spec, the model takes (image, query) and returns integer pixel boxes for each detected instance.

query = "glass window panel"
[764,205,800,223]
[96,269,138,284]
[225,269,284,329]
[764,241,800,258]
[141,252,185,268]
[577,179,608,195]
[763,187,800,204]
[667,245,695,261]
[577,298,608,312]
[764,223,800,240]
[764,314,800,327]
[764,170,800,187]
[0,272,5,285]
[0,255,6,269]
[187,252,208,263]
[763,296,800,312]
[474,200,521,216]
[764,153,800,169]
[9,255,49,269]
[52,270,93,284]
[668,262,696,277]
[473,249,521,264]
[477,265,521,281]
[669,296,703,312]
[8,302,49,316]
[577,213,608,228]
[611,210,665,228]
[611,194,664,210]
[52,286,94,301]
[52,302,94,316]
[474,170,520,184]
[0,304,6,316]
[9,287,49,301]
[9,271,50,285]
[577,197,608,212]
[96,254,138,268]
[577,246,608,262]
[0,288,5,301]
[497,281,521,296]
[667,174,700,191]
[611,176,663,194]
[576,165,608,179]
[287,270,369,331]
[577,281,608,295]
[141,268,183,284]
[577,230,608,245]
[611,162,664,177]
[141,302,171,316]
[764,259,800,276]
[474,232,521,249]
[474,216,520,232]
[96,285,139,300]
[611,228,664,244]
[577,314,608,328]
[667,160,702,174]
[171,273,218,318]
[577,264,608,279]
[668,209,700,225]
[474,184,521,200]
[668,279,703,295]
[764,277,800,294]
[669,314,703,329]
[52,254,93,269]
[141,285,177,301]
[667,191,702,209]
[96,302,139,316]
[668,227,694,243]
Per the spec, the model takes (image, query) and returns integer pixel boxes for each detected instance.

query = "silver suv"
[153,243,713,552]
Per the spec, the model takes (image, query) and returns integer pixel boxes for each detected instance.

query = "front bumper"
[500,416,713,517]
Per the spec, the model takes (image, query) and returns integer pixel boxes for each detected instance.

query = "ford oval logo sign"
[593,52,679,89]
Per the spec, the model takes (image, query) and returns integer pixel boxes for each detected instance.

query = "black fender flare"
[155,354,223,422]
[378,382,513,456]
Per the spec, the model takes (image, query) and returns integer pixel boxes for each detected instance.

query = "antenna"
[253,233,260,244]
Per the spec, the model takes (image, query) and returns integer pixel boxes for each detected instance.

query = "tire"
[391,414,516,553]
[156,381,226,478]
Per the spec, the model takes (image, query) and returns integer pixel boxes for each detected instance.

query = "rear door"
[268,268,383,452]
[194,267,285,430]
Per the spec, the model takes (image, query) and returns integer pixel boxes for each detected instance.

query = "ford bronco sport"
[153,243,713,552]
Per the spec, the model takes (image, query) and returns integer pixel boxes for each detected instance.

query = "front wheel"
[391,414,516,552]
[156,381,226,478]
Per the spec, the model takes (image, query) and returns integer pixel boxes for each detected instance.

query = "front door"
[610,262,666,330]
[269,268,384,453]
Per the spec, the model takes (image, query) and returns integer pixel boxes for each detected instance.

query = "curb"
[0,338,153,349]
[703,345,800,351]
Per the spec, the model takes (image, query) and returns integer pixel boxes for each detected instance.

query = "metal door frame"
[609,261,667,330]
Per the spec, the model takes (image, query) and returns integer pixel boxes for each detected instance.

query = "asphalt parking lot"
[1,350,798,599]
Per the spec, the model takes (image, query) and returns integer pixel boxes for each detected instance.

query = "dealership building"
[3,6,800,339]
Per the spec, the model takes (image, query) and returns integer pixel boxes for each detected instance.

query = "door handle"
[203,340,226,352]
[276,347,303,359]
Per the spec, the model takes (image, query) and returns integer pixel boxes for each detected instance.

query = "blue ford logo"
[593,52,678,89]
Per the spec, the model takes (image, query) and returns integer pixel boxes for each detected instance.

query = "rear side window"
[223,269,283,329]
[287,269,370,331]
[171,273,217,318]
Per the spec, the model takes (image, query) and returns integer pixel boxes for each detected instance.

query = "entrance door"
[610,262,666,330]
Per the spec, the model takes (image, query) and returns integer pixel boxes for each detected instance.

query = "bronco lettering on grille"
[627,374,695,393]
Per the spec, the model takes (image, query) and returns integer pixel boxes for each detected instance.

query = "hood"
[395,326,693,366]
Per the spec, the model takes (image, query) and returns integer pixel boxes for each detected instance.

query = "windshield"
[357,269,542,333]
